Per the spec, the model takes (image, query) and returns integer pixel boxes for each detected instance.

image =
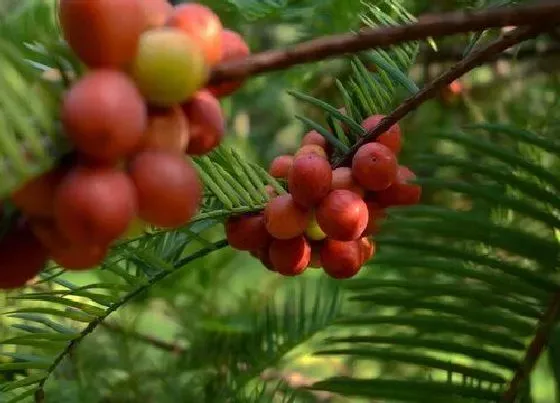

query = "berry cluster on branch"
[225,115,421,279]
[0,0,250,289]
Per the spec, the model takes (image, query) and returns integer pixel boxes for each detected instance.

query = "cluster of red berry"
[225,115,421,279]
[0,0,250,289]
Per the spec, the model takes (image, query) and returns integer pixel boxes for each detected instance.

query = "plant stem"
[208,2,560,85]
[333,25,546,167]
[100,321,186,354]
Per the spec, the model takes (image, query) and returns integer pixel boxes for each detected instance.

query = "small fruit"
[361,115,402,155]
[0,219,48,289]
[264,194,310,240]
[181,90,225,155]
[251,246,275,272]
[359,237,375,263]
[316,190,368,241]
[288,153,332,207]
[130,27,208,106]
[294,145,327,160]
[331,167,365,197]
[301,130,328,150]
[225,213,271,251]
[305,212,326,241]
[207,29,250,98]
[167,3,223,66]
[362,201,387,236]
[269,155,293,179]
[320,239,363,279]
[269,236,310,276]
[128,151,202,228]
[11,166,67,218]
[352,142,398,191]
[140,105,190,153]
[59,0,145,68]
[141,0,173,29]
[376,166,422,207]
[54,165,138,245]
[61,70,147,162]
[50,242,108,271]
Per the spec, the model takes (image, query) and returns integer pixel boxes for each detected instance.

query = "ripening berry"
[268,155,293,179]
[181,90,225,155]
[352,142,398,191]
[167,3,223,66]
[207,30,251,98]
[225,213,271,251]
[269,236,310,276]
[320,239,363,279]
[130,28,208,106]
[305,212,327,241]
[264,194,310,240]
[362,200,387,236]
[50,242,109,271]
[61,70,147,162]
[11,166,67,218]
[59,0,145,68]
[141,0,173,29]
[288,153,332,208]
[301,130,328,150]
[316,190,368,241]
[128,151,202,228]
[294,145,328,160]
[361,115,402,155]
[139,105,190,154]
[331,167,365,198]
[376,166,422,207]
[54,164,138,245]
[359,237,375,263]
[0,219,48,289]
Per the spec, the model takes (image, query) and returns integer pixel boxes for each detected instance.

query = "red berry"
[331,167,365,198]
[269,236,310,276]
[376,166,421,207]
[361,115,402,155]
[320,239,363,279]
[294,145,327,160]
[301,130,328,150]
[0,219,48,289]
[288,154,332,208]
[264,194,310,240]
[269,155,293,179]
[50,242,109,271]
[316,190,368,241]
[352,143,398,191]
[251,246,276,272]
[362,201,387,236]
[207,30,251,98]
[359,237,375,263]
[182,90,225,156]
[225,213,271,251]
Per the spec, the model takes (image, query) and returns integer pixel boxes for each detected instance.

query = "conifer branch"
[333,25,546,167]
[208,1,560,85]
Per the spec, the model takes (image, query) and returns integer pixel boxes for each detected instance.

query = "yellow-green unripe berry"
[305,213,327,241]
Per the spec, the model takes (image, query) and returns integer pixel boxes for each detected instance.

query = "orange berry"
[301,130,328,149]
[264,194,310,240]
[288,153,332,208]
[269,236,310,276]
[376,166,422,207]
[352,142,398,191]
[316,190,368,241]
[140,105,190,154]
[320,239,363,279]
[361,115,402,155]
[331,167,365,197]
[269,155,294,179]
[294,144,327,160]
[225,213,271,251]
[182,90,225,155]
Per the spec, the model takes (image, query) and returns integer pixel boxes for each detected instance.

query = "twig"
[101,321,186,354]
[501,290,560,402]
[333,25,545,167]
[208,1,560,85]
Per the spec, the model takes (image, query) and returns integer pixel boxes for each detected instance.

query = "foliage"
[1,0,560,402]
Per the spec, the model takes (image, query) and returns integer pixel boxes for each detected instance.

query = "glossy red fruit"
[251,246,276,272]
[376,166,422,207]
[61,70,147,162]
[225,213,271,251]
[59,0,145,69]
[140,105,190,154]
[362,201,387,236]
[54,165,138,245]
[352,142,398,191]
[0,219,48,289]
[50,242,109,271]
[167,3,223,66]
[331,167,365,198]
[11,166,67,218]
[294,145,327,160]
[359,237,375,263]
[269,236,310,276]
[320,239,363,279]
[264,194,310,240]
[181,90,225,155]
[301,130,328,150]
[316,190,368,241]
[128,151,202,228]
[141,0,173,29]
[268,155,293,179]
[207,30,251,98]
[361,115,402,155]
[288,154,332,208]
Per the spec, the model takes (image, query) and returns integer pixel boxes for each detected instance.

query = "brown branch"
[208,1,560,85]
[501,290,560,402]
[333,25,546,167]
[101,320,186,354]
